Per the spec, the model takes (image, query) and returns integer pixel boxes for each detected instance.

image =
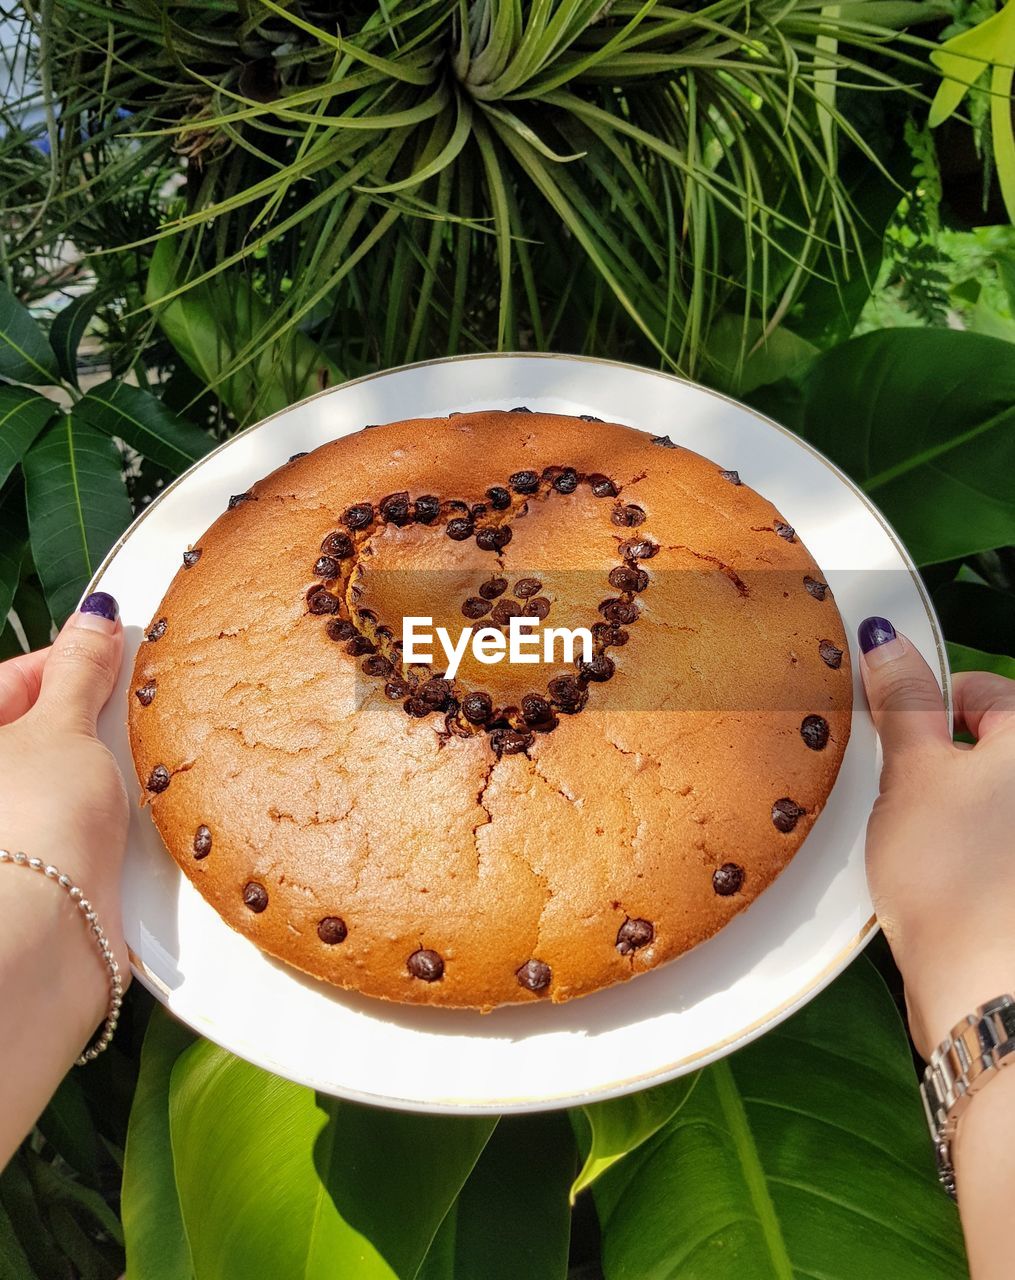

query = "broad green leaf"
[36,1074,102,1184]
[147,239,342,426]
[49,293,99,388]
[703,316,818,397]
[8,567,53,651]
[121,1007,196,1280]
[0,489,26,628]
[934,579,1015,657]
[418,1113,575,1280]
[776,329,1015,564]
[594,957,966,1279]
[74,380,213,477]
[0,385,57,492]
[0,285,60,386]
[570,1073,699,1201]
[23,417,133,624]
[947,640,1015,680]
[168,1039,496,1279]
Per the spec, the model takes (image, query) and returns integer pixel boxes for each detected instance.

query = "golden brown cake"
[128,409,851,1009]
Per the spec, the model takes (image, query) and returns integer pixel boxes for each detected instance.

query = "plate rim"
[87,351,948,1113]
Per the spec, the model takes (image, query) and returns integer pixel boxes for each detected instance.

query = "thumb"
[858,616,950,762]
[36,592,123,732]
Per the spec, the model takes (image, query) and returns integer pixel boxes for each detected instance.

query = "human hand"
[0,592,131,1028]
[859,616,1015,1060]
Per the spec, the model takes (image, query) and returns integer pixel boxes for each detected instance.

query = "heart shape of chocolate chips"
[304,463,659,757]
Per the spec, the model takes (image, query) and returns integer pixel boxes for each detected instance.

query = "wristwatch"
[920,994,1015,1201]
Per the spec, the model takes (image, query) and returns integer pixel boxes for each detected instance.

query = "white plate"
[89,353,947,1114]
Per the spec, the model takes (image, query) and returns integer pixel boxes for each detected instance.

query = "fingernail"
[858,616,896,654]
[74,591,119,633]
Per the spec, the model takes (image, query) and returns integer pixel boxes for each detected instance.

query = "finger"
[35,592,123,732]
[952,670,1015,741]
[0,647,51,726]
[858,616,951,760]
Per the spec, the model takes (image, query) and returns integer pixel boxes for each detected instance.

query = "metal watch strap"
[920,994,1015,1201]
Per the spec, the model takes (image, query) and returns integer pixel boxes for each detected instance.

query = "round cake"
[128,409,851,1009]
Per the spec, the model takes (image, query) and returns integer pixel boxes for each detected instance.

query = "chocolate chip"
[619,537,659,560]
[404,697,431,718]
[514,578,542,598]
[228,492,253,509]
[492,598,521,626]
[346,635,376,656]
[243,881,268,913]
[314,555,340,579]
[462,691,493,724]
[523,596,550,619]
[516,959,551,992]
[719,469,741,485]
[146,618,167,642]
[408,948,444,981]
[774,521,795,542]
[509,470,540,494]
[471,503,488,519]
[588,474,618,498]
[580,655,615,683]
[591,622,626,647]
[819,639,843,669]
[321,531,354,559]
[317,916,347,944]
[552,467,579,494]
[804,576,828,602]
[486,486,512,511]
[362,655,391,677]
[600,598,639,625]
[772,798,805,833]
[480,577,508,599]
[135,681,157,706]
[288,451,309,462]
[800,714,829,750]
[476,525,512,551]
[384,677,412,700]
[193,825,212,859]
[342,503,373,530]
[379,491,411,525]
[521,694,553,724]
[326,618,357,642]
[609,565,649,593]
[421,677,452,708]
[510,406,532,413]
[147,765,170,793]
[548,675,584,708]
[612,503,646,527]
[356,608,377,625]
[307,587,340,614]
[462,597,491,619]
[650,434,677,448]
[712,863,745,895]
[413,495,440,525]
[183,548,202,568]
[578,413,603,422]
[616,917,653,954]
[490,727,533,755]
[446,516,474,541]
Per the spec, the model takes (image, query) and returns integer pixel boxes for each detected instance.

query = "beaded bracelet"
[0,850,123,1063]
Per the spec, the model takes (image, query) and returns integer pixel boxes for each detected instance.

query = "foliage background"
[1,0,1013,1275]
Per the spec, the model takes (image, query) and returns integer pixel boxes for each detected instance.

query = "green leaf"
[594,956,967,1279]
[775,329,1015,564]
[147,240,343,426]
[168,1039,496,1279]
[121,1007,196,1280]
[703,316,818,397]
[0,1153,63,1280]
[947,640,1015,680]
[0,488,26,629]
[0,285,60,386]
[23,417,133,625]
[49,293,100,388]
[8,568,53,651]
[0,385,57,492]
[74,380,213,477]
[570,1073,699,1201]
[418,1113,575,1280]
[36,1074,102,1184]
[934,578,1015,657]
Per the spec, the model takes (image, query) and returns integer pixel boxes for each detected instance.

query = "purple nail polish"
[858,616,895,654]
[80,591,119,622]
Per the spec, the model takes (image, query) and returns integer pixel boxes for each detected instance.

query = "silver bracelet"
[0,849,124,1064]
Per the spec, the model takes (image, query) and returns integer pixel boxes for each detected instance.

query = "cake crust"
[128,410,852,1009]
